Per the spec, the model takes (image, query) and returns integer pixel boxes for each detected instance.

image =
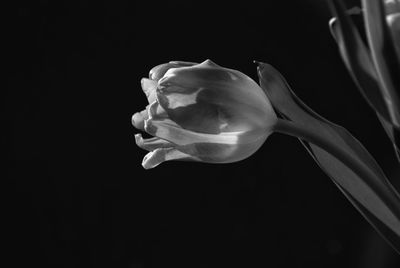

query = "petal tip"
[141,148,196,169]
[142,151,160,169]
[200,59,219,67]
[132,112,144,130]
[134,133,143,145]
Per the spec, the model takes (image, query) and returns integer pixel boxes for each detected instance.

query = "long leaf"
[328,0,400,159]
[256,61,400,253]
[363,0,400,127]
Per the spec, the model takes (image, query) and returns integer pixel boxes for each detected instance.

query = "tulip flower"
[132,60,277,169]
[131,58,400,252]
[129,0,400,254]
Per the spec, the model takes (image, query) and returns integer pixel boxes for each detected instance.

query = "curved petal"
[144,117,244,146]
[147,100,169,120]
[135,134,174,151]
[168,61,199,66]
[157,60,276,134]
[141,78,158,103]
[142,99,273,164]
[149,61,197,82]
[186,133,269,163]
[143,115,270,164]
[132,106,149,131]
[142,147,199,169]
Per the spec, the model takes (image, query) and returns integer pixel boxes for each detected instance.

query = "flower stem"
[272,118,400,230]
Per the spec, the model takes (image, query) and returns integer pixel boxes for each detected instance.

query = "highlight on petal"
[149,61,197,82]
[187,133,269,163]
[144,117,243,146]
[143,111,272,164]
[142,147,198,169]
[168,61,198,67]
[141,78,158,103]
[132,107,149,131]
[134,134,173,151]
[161,87,203,109]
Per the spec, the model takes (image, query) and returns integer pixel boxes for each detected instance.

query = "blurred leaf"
[378,113,400,161]
[362,0,400,126]
[328,0,400,159]
[256,61,400,253]
[328,5,390,122]
[385,0,400,59]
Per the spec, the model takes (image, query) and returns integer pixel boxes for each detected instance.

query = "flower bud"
[132,60,277,169]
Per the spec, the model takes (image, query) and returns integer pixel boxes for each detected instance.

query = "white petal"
[147,100,171,121]
[135,134,173,151]
[144,117,244,146]
[165,87,203,109]
[132,106,149,131]
[141,78,158,103]
[142,148,198,169]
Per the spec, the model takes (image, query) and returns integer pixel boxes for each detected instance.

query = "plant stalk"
[273,118,400,233]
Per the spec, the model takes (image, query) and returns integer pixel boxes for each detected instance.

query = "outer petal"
[134,134,173,151]
[144,100,272,163]
[141,78,157,103]
[132,106,149,131]
[149,61,197,82]
[157,59,276,135]
[145,116,244,146]
[144,116,269,163]
[187,132,269,163]
[142,147,198,169]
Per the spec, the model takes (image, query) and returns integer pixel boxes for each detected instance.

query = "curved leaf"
[328,0,400,159]
[256,61,400,253]
[328,4,391,122]
[363,0,400,127]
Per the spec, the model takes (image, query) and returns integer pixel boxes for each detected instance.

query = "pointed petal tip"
[253,60,272,67]
[199,59,220,67]
[253,60,264,72]
[254,61,275,74]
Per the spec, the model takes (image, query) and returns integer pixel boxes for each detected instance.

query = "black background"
[6,0,400,267]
